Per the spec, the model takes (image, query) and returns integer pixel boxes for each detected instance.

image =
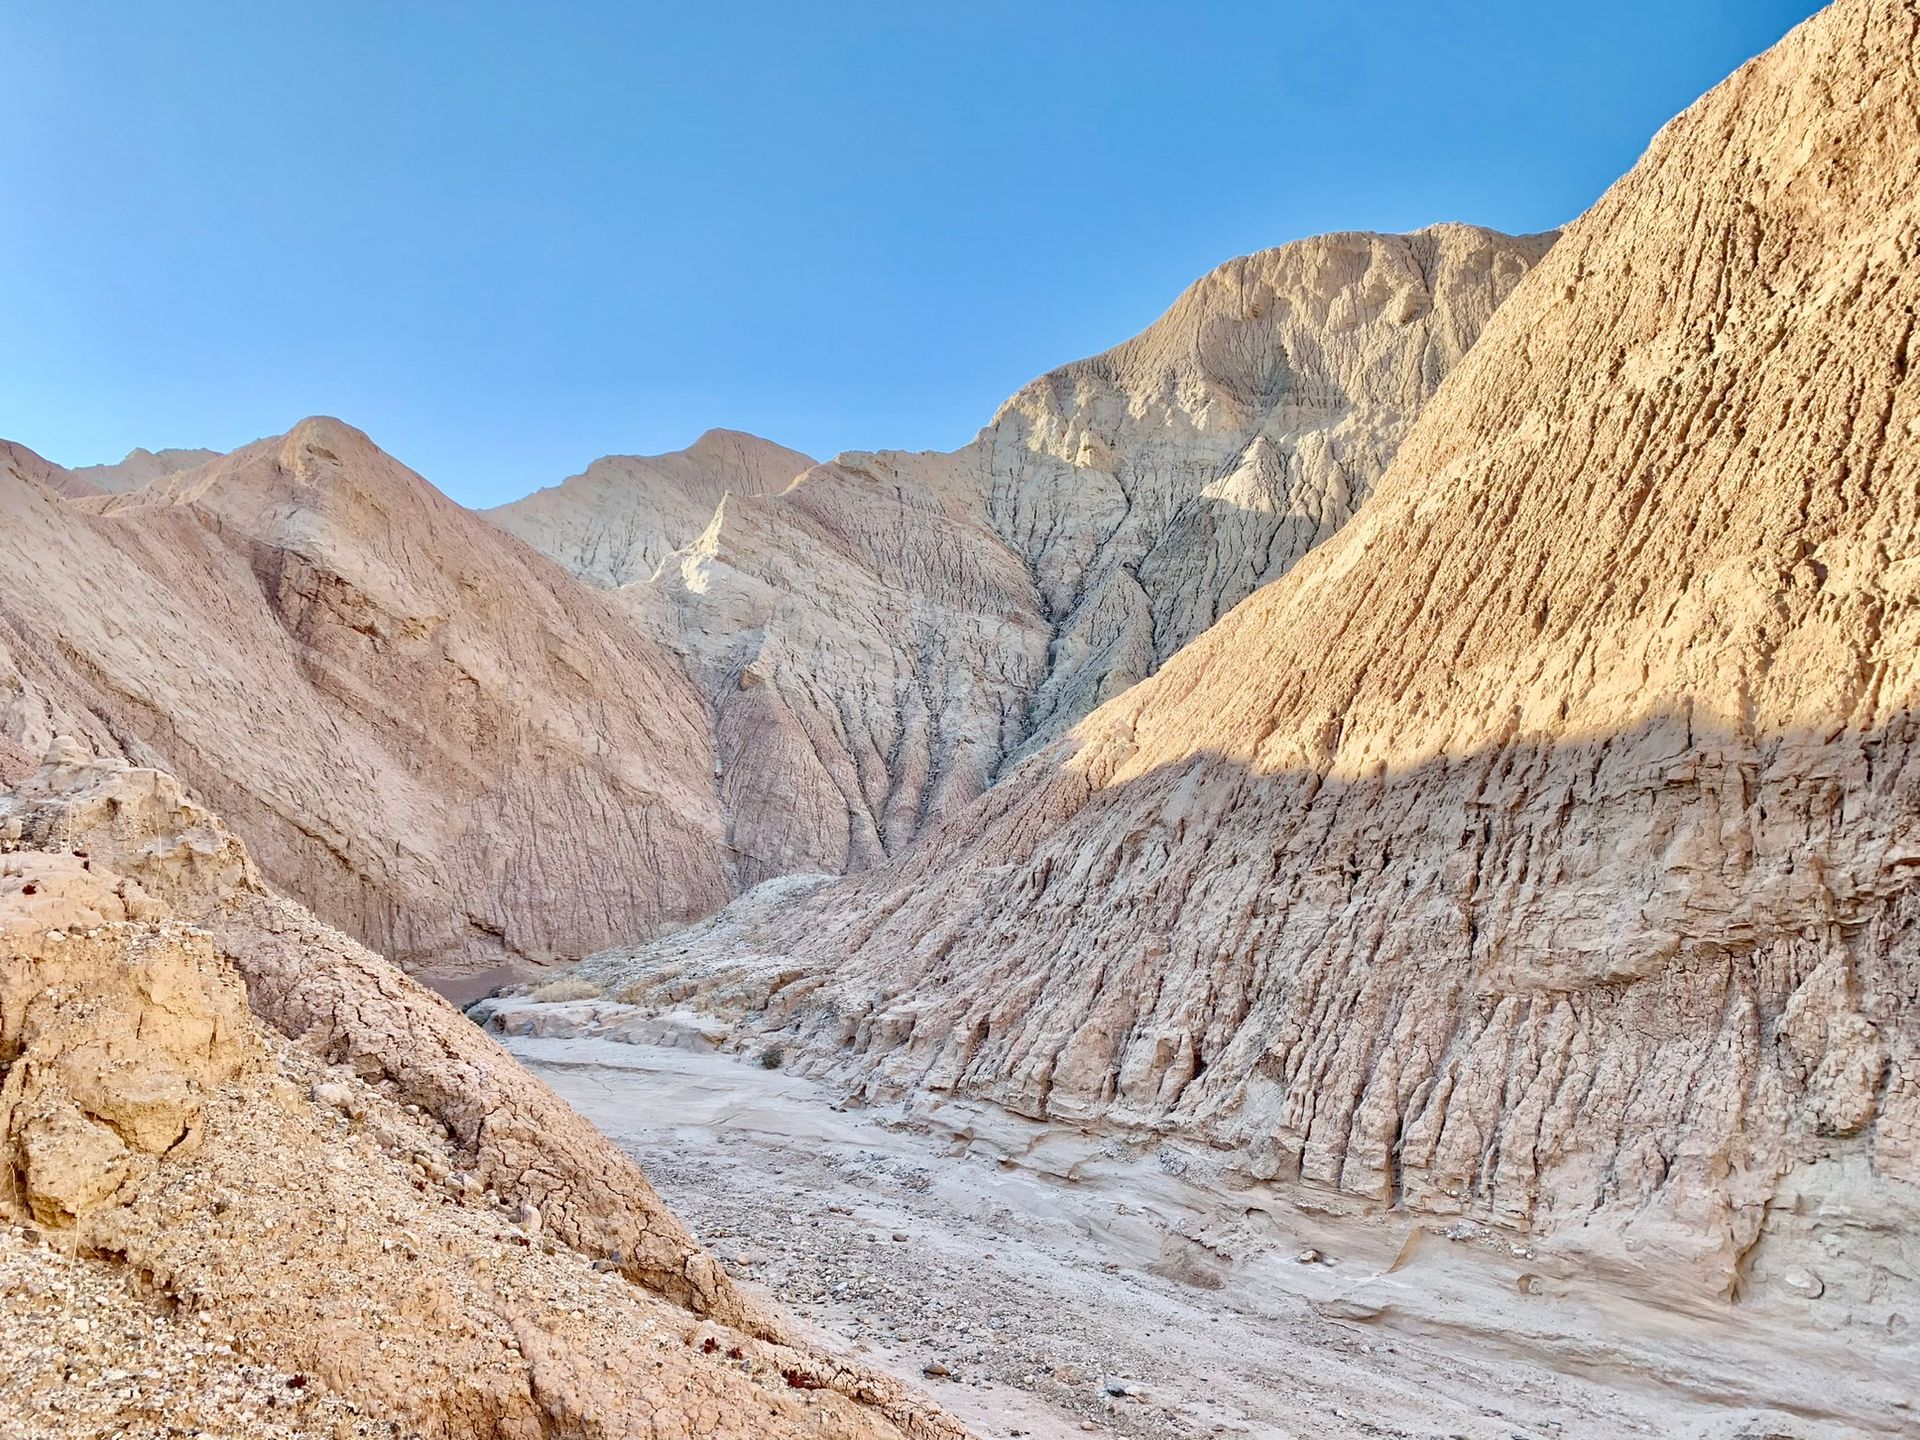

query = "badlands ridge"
[2,0,1916,1435]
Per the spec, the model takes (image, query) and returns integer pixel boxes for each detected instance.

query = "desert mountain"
[72,444,223,493]
[509,224,1552,878]
[570,0,1920,1322]
[0,419,732,984]
[488,428,817,587]
[1,229,1546,965]
[0,742,965,1438]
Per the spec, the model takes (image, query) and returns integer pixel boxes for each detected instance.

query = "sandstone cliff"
[573,0,1920,1322]
[0,419,732,984]
[0,743,967,1439]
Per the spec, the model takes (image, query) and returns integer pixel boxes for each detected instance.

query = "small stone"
[922,1360,951,1378]
[1296,1248,1322,1264]
[1780,1267,1825,1299]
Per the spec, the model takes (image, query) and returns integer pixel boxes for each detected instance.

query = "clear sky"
[2,1,1824,507]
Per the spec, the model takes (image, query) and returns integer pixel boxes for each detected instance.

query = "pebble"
[1780,1267,1825,1299]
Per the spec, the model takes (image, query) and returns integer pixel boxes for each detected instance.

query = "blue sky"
[1,1,1822,507]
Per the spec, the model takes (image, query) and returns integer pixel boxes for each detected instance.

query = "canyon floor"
[500,1031,1905,1440]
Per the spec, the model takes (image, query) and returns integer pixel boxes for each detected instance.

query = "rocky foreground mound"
[0,742,965,1439]
[567,0,1920,1323]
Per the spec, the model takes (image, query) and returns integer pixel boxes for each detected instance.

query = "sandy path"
[503,1034,1907,1440]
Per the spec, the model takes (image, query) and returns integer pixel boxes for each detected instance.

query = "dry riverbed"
[499,1031,1908,1440]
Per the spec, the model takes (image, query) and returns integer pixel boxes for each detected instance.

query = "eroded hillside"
[509,224,1551,878]
[566,0,1920,1325]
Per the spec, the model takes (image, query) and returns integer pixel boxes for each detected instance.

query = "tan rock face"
[0,758,968,1440]
[582,0,1920,1315]
[0,419,732,981]
[0,854,254,1227]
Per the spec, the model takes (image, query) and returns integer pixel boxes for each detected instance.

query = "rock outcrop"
[573,0,1920,1320]
[0,419,732,984]
[0,745,968,1439]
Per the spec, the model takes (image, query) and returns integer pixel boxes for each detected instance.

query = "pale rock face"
[527,226,1550,878]
[0,420,732,981]
[487,428,816,587]
[984,223,1555,747]
[0,753,968,1439]
[582,0,1920,1318]
[654,449,1053,881]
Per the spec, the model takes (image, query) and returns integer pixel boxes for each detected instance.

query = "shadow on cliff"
[612,702,1920,1318]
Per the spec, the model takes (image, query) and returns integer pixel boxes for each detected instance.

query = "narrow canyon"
[1,2,1914,1436]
